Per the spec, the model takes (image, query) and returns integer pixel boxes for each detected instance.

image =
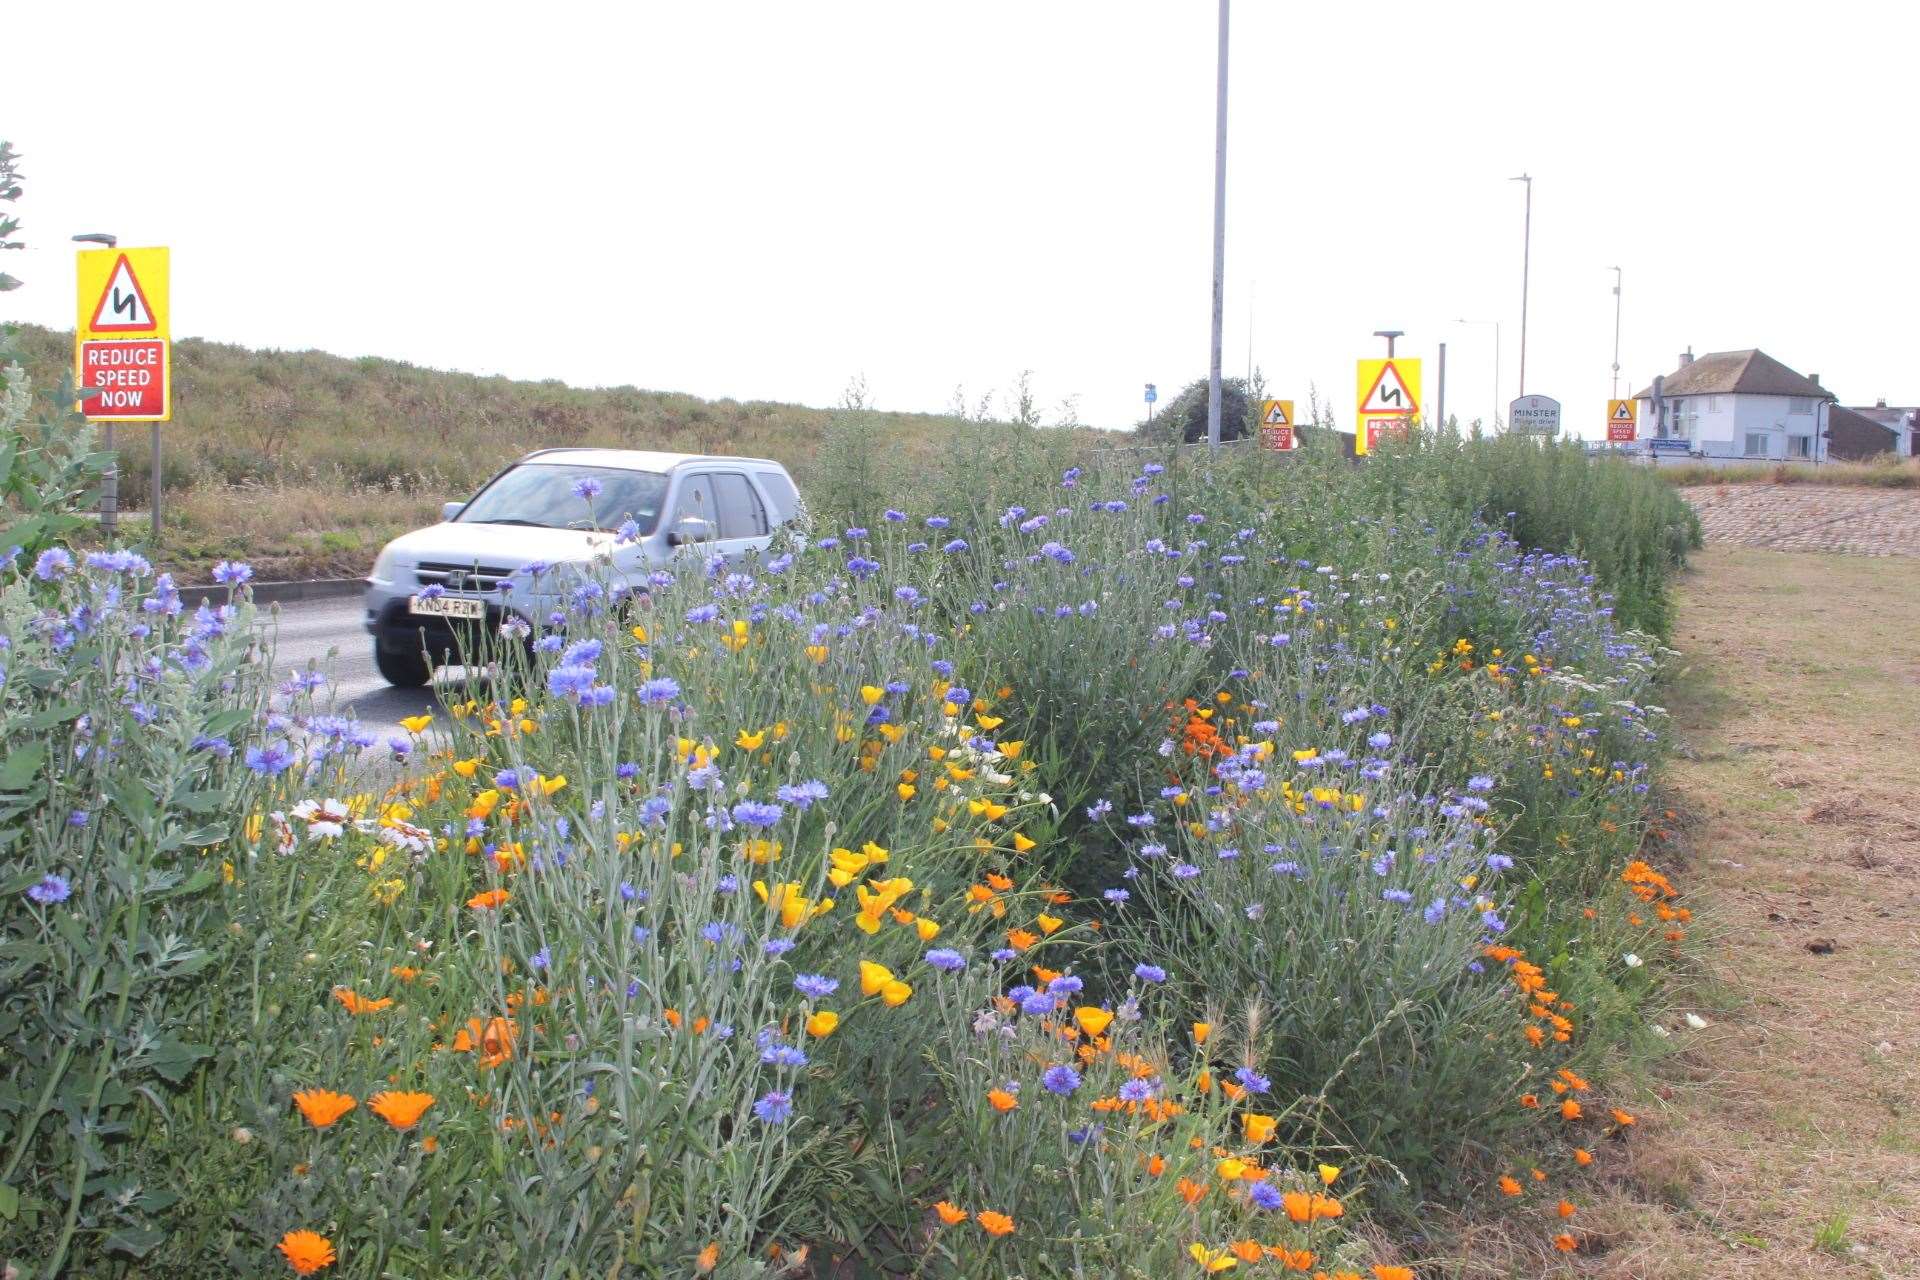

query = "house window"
[1705,396,1719,413]
[1789,397,1814,415]
[1787,435,1812,459]
[1744,433,1769,458]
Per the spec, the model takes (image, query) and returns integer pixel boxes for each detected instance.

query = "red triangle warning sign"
[1359,361,1417,415]
[1611,401,1634,421]
[1263,401,1290,426]
[90,254,158,333]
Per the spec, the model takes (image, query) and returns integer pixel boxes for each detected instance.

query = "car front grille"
[415,561,515,593]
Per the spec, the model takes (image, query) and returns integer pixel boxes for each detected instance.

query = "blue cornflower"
[1019,992,1055,1016]
[753,1090,794,1123]
[1117,1077,1155,1103]
[1249,1181,1284,1211]
[1133,963,1167,983]
[1041,1064,1082,1096]
[1368,731,1392,750]
[26,873,71,905]
[942,538,969,554]
[209,559,254,584]
[1171,863,1200,879]
[637,677,681,705]
[33,548,74,581]
[731,800,784,828]
[244,742,294,777]
[761,1044,808,1068]
[1467,774,1496,792]
[990,947,1017,963]
[925,948,966,972]
[775,779,830,809]
[530,946,552,970]
[1103,888,1130,903]
[794,974,839,999]
[570,476,603,501]
[1233,1066,1271,1094]
[764,938,797,956]
[1046,974,1084,995]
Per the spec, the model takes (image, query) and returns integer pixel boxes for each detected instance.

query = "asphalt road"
[264,594,462,737]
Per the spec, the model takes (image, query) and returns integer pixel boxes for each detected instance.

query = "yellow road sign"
[75,246,170,421]
[1355,357,1421,454]
[1606,398,1637,442]
[1259,400,1296,450]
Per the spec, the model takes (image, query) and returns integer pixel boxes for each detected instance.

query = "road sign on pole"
[1258,399,1296,451]
[1507,394,1561,436]
[75,247,170,422]
[1606,398,1637,442]
[1355,357,1421,454]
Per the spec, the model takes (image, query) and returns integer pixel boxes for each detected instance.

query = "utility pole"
[1372,330,1402,357]
[1437,342,1447,429]
[1511,173,1532,396]
[1205,0,1230,451]
[1610,266,1623,399]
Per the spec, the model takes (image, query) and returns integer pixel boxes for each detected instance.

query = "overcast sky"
[6,1,1916,437]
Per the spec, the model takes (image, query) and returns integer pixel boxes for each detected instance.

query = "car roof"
[516,447,788,473]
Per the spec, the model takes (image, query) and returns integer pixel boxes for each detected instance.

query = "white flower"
[1684,1013,1708,1030]
[1623,953,1643,968]
[1650,1023,1670,1037]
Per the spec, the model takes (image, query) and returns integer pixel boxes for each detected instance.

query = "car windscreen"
[456,464,668,533]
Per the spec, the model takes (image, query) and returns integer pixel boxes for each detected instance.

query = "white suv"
[364,448,799,687]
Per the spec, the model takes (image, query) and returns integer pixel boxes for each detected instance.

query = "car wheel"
[376,644,434,689]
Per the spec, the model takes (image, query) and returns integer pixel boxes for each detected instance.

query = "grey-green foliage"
[0,327,114,559]
[0,564,276,1276]
[1,140,24,292]
[1136,375,1252,444]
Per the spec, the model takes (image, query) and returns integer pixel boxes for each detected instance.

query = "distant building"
[1633,349,1832,463]
[1840,399,1917,459]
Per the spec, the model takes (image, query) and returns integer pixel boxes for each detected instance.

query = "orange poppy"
[291,1088,356,1129]
[935,1201,968,1225]
[976,1210,1014,1236]
[467,888,509,910]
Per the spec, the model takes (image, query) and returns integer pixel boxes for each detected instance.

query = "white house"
[1633,349,1832,463]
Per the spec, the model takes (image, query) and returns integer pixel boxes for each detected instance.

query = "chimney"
[1809,373,1820,388]
[1679,348,1694,366]
[1877,397,1888,409]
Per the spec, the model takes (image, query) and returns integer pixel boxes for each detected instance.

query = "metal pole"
[1610,266,1623,399]
[1437,342,1447,429]
[150,420,161,542]
[1513,174,1532,396]
[1205,0,1230,451]
[1495,321,1501,428]
[101,423,118,540]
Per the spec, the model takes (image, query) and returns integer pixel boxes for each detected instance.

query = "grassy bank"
[1654,456,1920,489]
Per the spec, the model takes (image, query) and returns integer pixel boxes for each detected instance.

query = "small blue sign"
[1647,438,1692,455]
[1144,383,1157,404]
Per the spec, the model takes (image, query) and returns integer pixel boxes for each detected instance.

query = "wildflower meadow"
[2,358,1705,1279]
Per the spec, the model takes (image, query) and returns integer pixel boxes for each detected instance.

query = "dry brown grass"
[1658,456,1920,490]
[1430,545,1920,1278]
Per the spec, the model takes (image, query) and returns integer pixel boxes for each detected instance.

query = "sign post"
[75,247,170,542]
[1354,357,1421,454]
[1507,394,1561,437]
[1258,399,1297,451]
[1144,382,1157,429]
[1606,398,1637,443]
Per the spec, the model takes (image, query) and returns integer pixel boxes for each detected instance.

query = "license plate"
[409,595,484,620]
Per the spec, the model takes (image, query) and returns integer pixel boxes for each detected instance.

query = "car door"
[663,472,722,564]
[709,470,774,561]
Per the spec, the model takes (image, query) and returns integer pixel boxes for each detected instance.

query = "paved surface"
[1681,484,1920,556]
[265,595,467,737]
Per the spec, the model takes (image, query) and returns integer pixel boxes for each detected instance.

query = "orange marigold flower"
[1372,1267,1415,1280]
[1558,1199,1577,1218]
[1560,1099,1582,1121]
[1573,1148,1594,1167]
[1553,1233,1578,1253]
[1611,1108,1637,1127]
[331,987,394,1015]
[1177,1176,1208,1205]
[935,1200,968,1225]
[1498,1175,1523,1197]
[1282,1190,1314,1223]
[987,1088,1018,1113]
[1230,1239,1265,1263]
[1519,1094,1540,1109]
[1007,928,1039,951]
[277,1230,336,1275]
[368,1090,435,1131]
[695,1242,720,1273]
[976,1210,1015,1236]
[467,888,509,910]
[291,1088,357,1129]
[1147,1153,1167,1177]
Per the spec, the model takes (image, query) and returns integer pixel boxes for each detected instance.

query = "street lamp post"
[1205,0,1230,451]
[1371,329,1403,358]
[1610,266,1623,400]
[71,233,120,540]
[1510,174,1532,397]
[1455,318,1501,429]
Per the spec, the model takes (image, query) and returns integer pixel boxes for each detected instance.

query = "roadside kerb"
[180,577,366,610]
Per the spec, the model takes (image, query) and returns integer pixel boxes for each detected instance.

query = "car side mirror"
[442,501,466,522]
[666,516,716,547]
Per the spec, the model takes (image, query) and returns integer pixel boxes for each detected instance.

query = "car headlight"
[370,544,407,585]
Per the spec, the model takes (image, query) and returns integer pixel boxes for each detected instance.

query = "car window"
[458,464,667,532]
[712,472,769,539]
[754,469,797,522]
[671,474,718,534]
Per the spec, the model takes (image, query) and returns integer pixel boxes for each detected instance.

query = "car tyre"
[376,645,434,689]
